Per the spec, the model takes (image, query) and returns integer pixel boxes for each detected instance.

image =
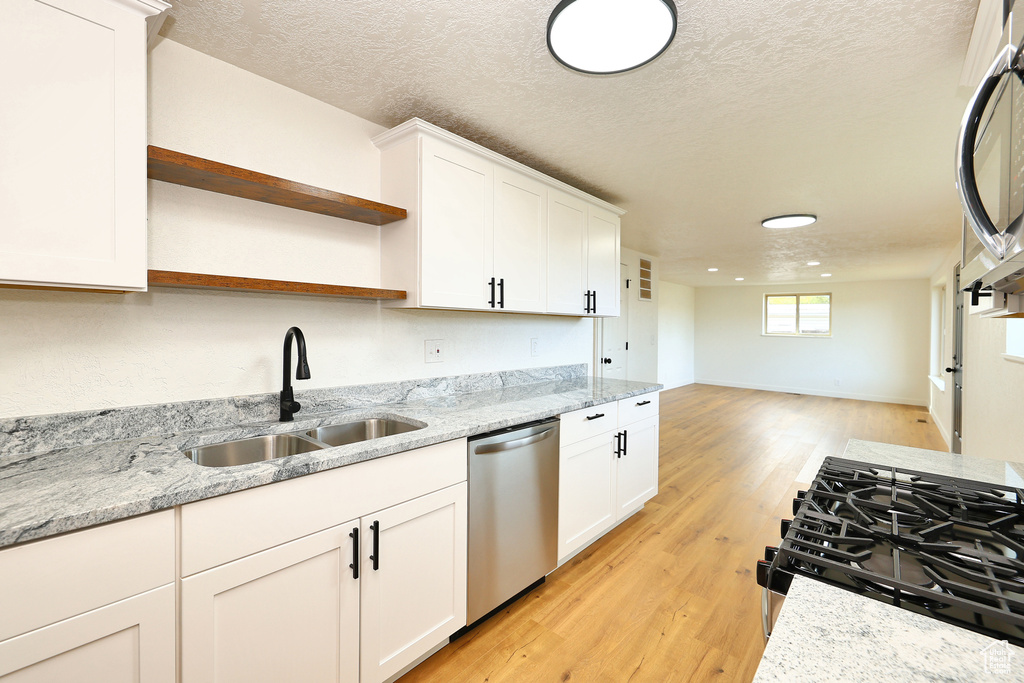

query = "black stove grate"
[760,456,1024,645]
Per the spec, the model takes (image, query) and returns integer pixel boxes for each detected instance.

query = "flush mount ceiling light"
[735,277,744,281]
[807,261,820,266]
[761,214,817,229]
[547,0,677,75]
[707,267,719,272]
[821,273,832,278]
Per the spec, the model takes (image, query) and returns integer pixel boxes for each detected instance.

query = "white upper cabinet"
[493,166,547,313]
[420,137,494,310]
[0,0,166,291]
[375,119,623,316]
[587,206,621,317]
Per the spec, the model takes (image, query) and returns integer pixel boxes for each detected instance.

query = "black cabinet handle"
[622,429,627,456]
[488,278,496,308]
[370,520,380,571]
[615,431,623,458]
[349,527,359,580]
[584,290,592,314]
[592,290,597,313]
[636,400,651,406]
[586,413,605,421]
[498,278,505,309]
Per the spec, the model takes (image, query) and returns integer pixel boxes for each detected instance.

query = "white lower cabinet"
[615,415,660,518]
[0,585,175,683]
[558,431,618,559]
[359,483,467,683]
[179,440,468,683]
[181,525,361,683]
[557,394,660,563]
[0,510,176,682]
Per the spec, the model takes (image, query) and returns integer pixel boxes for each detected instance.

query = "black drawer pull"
[349,527,359,580]
[586,413,605,421]
[636,400,651,406]
[370,520,380,571]
[615,432,623,458]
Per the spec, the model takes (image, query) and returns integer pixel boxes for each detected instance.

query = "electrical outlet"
[531,338,539,357]
[425,339,445,363]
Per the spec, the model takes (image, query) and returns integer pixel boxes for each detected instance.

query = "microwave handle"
[956,42,1021,260]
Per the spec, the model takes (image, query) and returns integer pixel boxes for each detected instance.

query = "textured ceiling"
[161,0,978,286]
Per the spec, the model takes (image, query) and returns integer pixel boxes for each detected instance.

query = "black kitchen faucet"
[280,326,310,422]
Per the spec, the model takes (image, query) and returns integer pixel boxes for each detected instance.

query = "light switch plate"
[425,339,445,363]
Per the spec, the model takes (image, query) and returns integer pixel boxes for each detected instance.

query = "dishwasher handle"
[474,427,556,454]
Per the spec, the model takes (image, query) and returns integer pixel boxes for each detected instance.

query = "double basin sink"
[184,418,422,468]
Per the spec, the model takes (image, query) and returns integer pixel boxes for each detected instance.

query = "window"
[638,258,653,301]
[764,293,831,336]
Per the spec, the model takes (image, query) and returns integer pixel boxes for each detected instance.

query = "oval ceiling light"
[761,214,817,229]
[707,267,719,272]
[806,261,820,266]
[547,0,678,75]
[735,277,744,281]
[821,273,832,278]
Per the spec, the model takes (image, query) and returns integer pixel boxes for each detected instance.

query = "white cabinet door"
[587,206,621,317]
[420,137,493,310]
[0,584,175,683]
[546,189,588,315]
[360,482,467,683]
[0,0,163,291]
[181,524,360,683]
[493,167,547,313]
[616,416,659,519]
[557,432,617,561]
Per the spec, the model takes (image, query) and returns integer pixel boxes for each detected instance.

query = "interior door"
[599,264,629,380]
[950,262,965,454]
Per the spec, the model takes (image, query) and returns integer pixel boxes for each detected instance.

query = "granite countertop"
[755,439,1024,682]
[0,369,660,549]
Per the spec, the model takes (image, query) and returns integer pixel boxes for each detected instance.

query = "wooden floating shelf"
[147,270,407,300]
[147,146,407,226]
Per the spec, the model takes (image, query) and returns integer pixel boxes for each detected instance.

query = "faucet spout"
[280,326,311,422]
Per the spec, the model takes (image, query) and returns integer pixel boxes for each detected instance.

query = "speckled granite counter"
[0,366,660,549]
[754,577,1024,682]
[755,440,1024,682]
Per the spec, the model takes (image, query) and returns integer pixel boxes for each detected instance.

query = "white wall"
[657,281,695,389]
[961,299,1024,463]
[694,280,931,405]
[0,40,593,419]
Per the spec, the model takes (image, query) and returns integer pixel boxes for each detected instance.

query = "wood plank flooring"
[398,384,947,683]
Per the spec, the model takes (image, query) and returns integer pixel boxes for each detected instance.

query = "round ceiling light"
[547,0,678,75]
[761,214,817,229]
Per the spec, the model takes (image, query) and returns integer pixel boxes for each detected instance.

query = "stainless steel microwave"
[958,10,1024,298]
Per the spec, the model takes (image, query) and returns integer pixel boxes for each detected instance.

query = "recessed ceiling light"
[547,0,677,75]
[761,214,817,229]
[707,268,718,272]
[735,277,744,281]
[807,261,820,266]
[821,273,832,278]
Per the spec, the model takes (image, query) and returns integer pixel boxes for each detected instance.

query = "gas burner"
[757,457,1024,646]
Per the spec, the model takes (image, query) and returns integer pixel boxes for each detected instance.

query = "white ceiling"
[160,0,978,286]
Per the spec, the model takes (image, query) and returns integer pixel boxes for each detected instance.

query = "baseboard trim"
[693,379,928,407]
[929,405,952,451]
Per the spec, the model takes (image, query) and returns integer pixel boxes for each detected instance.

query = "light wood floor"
[399,384,947,683]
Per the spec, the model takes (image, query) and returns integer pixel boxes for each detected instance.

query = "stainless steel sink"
[184,433,325,468]
[304,418,422,447]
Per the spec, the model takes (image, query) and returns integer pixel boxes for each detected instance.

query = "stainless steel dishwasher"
[466,417,559,626]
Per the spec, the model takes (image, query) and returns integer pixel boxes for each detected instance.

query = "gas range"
[757,456,1024,645]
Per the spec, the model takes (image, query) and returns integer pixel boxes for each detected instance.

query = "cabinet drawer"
[0,510,174,642]
[559,403,618,446]
[618,392,660,426]
[181,439,467,576]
